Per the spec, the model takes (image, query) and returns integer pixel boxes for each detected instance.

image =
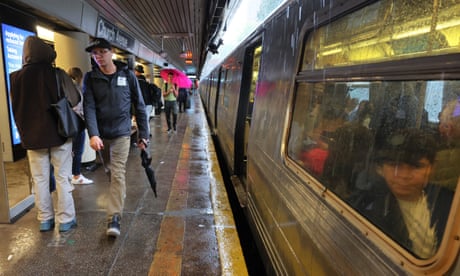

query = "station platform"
[0,95,248,275]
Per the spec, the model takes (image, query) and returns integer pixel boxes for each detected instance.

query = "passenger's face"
[91,48,112,67]
[378,158,432,201]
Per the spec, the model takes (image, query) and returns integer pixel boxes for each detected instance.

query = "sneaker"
[106,214,121,237]
[59,218,77,232]
[39,218,55,232]
[71,175,93,185]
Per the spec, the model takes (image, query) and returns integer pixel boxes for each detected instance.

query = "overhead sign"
[96,17,135,52]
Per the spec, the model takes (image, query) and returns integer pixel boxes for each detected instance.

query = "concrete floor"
[0,95,248,276]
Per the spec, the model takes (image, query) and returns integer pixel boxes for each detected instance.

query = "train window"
[287,79,460,259]
[302,0,460,70]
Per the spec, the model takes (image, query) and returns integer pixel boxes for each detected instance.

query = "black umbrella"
[98,150,111,181]
[140,149,157,197]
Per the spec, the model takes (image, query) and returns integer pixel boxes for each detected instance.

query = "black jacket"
[348,174,453,258]
[83,61,148,140]
[137,75,154,105]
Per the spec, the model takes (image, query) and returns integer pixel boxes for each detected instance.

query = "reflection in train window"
[302,0,460,70]
[287,80,460,259]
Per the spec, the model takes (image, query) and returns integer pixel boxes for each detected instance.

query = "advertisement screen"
[1,23,35,145]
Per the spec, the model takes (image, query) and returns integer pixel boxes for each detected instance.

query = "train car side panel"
[201,0,460,274]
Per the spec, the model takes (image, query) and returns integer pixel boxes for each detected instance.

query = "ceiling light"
[179,38,187,58]
[159,36,167,58]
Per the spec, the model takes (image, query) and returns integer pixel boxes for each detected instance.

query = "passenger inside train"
[288,79,459,259]
[348,128,453,259]
[430,99,460,190]
[298,103,347,177]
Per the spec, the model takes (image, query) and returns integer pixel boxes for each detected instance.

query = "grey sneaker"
[106,214,121,237]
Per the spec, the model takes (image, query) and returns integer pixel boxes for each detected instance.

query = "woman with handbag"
[67,67,93,185]
[10,36,77,232]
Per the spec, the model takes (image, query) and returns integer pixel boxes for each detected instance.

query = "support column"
[54,32,95,163]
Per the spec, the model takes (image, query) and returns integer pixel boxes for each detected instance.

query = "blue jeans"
[72,130,85,176]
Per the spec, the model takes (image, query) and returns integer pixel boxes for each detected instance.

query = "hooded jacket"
[10,36,67,149]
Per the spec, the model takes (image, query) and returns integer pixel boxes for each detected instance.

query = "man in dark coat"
[177,87,188,112]
[134,64,153,136]
[10,36,77,232]
[83,37,149,237]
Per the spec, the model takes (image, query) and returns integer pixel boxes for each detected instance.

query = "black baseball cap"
[85,37,112,52]
[134,65,144,73]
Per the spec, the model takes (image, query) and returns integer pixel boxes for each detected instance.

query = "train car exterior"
[200,0,460,275]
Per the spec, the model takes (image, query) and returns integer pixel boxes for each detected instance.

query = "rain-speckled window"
[302,0,460,70]
[288,0,460,260]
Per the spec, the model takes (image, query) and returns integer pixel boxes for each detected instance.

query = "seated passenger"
[430,99,460,190]
[299,132,330,176]
[299,108,346,176]
[373,94,428,147]
[348,128,453,259]
[322,124,373,197]
[348,100,374,128]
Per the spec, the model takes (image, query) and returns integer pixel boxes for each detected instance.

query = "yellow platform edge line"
[204,129,249,275]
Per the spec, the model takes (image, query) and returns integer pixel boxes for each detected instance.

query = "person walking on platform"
[10,36,77,232]
[177,87,188,112]
[67,67,93,185]
[83,38,149,238]
[163,72,179,133]
[134,64,154,136]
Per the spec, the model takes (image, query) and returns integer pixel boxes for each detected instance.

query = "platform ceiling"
[85,0,228,76]
[4,0,229,76]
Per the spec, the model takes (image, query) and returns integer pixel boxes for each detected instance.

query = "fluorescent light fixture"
[36,25,54,41]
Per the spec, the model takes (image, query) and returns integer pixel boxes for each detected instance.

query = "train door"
[234,42,262,204]
[215,67,225,131]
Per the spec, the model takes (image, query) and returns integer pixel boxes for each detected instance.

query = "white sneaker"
[71,175,94,185]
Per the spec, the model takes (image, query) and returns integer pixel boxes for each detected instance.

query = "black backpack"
[137,78,153,105]
[150,83,162,103]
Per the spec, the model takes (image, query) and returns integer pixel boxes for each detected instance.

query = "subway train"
[198,0,460,275]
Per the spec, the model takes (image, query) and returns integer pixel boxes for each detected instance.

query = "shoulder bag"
[51,68,84,138]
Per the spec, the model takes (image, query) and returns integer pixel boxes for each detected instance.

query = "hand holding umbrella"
[98,150,111,181]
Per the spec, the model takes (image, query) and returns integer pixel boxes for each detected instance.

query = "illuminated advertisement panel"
[1,23,35,145]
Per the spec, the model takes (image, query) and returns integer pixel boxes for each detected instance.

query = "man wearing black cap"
[134,64,154,136]
[83,37,149,237]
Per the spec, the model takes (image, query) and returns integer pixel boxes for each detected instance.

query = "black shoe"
[106,214,121,237]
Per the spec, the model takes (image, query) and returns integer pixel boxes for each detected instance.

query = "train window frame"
[284,0,460,273]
